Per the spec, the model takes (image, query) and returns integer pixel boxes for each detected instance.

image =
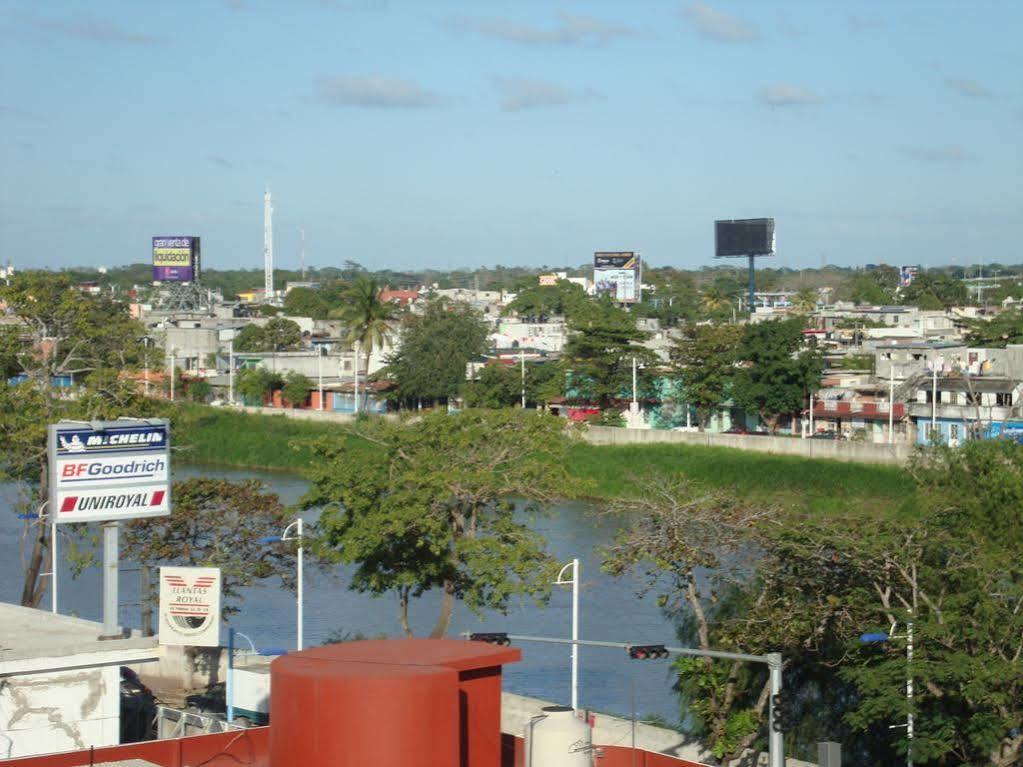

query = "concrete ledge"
[582,426,912,465]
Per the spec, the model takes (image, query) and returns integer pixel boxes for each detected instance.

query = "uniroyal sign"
[48,420,171,524]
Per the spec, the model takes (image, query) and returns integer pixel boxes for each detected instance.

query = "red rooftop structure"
[5,638,707,767]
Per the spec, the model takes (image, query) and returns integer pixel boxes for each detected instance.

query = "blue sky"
[1,1,1020,273]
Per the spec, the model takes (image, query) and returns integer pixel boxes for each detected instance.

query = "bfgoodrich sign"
[48,419,171,524]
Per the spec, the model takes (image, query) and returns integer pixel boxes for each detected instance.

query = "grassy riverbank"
[172,404,909,514]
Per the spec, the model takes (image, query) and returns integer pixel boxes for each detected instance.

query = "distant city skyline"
[1,1,1020,273]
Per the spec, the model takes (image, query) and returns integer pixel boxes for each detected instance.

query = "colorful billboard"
[48,420,171,524]
[159,567,222,647]
[594,268,639,302]
[153,236,200,282]
[593,252,641,302]
[899,265,918,287]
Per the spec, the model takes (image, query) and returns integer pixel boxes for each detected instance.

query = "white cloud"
[757,83,822,107]
[492,77,600,112]
[22,13,158,44]
[901,144,973,163]
[451,11,635,46]
[682,2,759,43]
[314,76,441,109]
[943,77,993,99]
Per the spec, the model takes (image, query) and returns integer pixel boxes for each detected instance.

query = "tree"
[562,303,658,410]
[962,309,1023,347]
[283,287,330,320]
[505,280,590,320]
[792,289,817,314]
[604,476,775,762]
[464,359,565,409]
[264,318,303,351]
[185,379,212,403]
[900,272,968,309]
[303,409,579,637]
[0,272,160,607]
[699,286,733,319]
[0,271,153,383]
[235,367,282,404]
[121,478,297,618]
[670,324,743,430]
[731,318,822,432]
[337,276,397,374]
[282,372,313,407]
[234,319,303,352]
[387,299,489,407]
[849,272,892,305]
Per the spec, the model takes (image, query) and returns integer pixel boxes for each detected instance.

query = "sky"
[1,1,1021,274]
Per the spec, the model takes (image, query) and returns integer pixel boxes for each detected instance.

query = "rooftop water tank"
[524,705,592,767]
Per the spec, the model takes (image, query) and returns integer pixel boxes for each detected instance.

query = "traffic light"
[627,644,669,660]
[469,632,511,646]
[770,693,794,733]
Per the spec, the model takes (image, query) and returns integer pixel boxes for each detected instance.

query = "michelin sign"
[48,419,171,524]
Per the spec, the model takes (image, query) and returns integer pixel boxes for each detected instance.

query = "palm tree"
[793,289,818,314]
[338,276,397,377]
[699,286,731,316]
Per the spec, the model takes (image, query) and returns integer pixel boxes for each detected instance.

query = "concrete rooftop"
[0,602,158,675]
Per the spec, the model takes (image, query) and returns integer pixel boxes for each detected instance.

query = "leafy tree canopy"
[387,299,489,406]
[732,318,822,431]
[283,287,331,319]
[505,280,590,320]
[122,478,297,616]
[302,409,581,637]
[963,309,1023,347]
[670,323,743,429]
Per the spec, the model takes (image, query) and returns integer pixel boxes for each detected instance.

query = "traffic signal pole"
[768,652,784,767]
[464,632,784,767]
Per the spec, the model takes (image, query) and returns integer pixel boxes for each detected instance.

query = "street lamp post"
[889,373,895,445]
[553,558,580,711]
[259,518,304,651]
[859,614,915,766]
[228,339,235,405]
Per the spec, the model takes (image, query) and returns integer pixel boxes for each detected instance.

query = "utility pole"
[520,349,526,409]
[354,341,361,414]
[889,373,895,445]
[317,346,324,411]
[228,339,234,405]
[169,352,175,402]
[931,365,938,440]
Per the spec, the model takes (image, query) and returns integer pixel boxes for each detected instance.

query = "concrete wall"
[501,692,816,767]
[0,666,120,759]
[583,425,912,465]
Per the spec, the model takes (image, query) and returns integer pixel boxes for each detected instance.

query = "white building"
[0,603,158,759]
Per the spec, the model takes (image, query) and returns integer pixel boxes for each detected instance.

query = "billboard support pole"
[748,255,756,313]
[100,521,121,639]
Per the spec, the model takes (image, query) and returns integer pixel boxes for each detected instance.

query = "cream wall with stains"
[0,666,120,759]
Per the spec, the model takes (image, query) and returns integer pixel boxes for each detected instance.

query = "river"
[0,464,683,724]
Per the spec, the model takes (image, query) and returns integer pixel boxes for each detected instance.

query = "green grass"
[171,404,910,516]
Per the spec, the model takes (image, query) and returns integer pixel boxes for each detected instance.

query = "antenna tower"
[264,186,274,300]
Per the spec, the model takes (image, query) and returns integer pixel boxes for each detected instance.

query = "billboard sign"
[715,218,776,257]
[593,252,641,303]
[899,265,918,288]
[48,420,171,524]
[159,567,221,647]
[594,268,639,302]
[152,236,200,282]
[594,252,638,270]
[538,274,559,286]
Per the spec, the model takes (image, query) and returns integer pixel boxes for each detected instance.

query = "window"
[997,392,1013,407]
[950,424,959,441]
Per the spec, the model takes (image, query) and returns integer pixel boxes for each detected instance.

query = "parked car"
[810,430,840,440]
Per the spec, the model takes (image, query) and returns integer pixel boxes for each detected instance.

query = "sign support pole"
[100,521,121,639]
[51,516,58,614]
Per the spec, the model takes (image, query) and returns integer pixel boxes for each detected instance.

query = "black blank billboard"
[715,218,775,257]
